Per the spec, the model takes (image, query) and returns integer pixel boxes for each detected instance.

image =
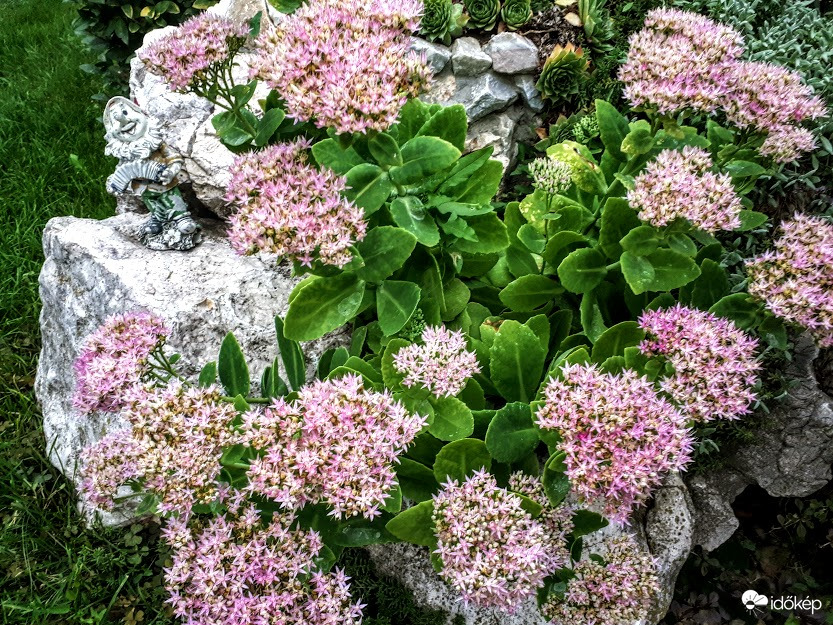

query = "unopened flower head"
[242,374,426,519]
[628,146,742,232]
[250,0,430,133]
[81,384,239,515]
[73,312,168,415]
[163,506,364,625]
[535,363,693,523]
[432,470,558,611]
[140,14,249,92]
[529,156,573,195]
[392,325,481,398]
[639,304,761,422]
[746,213,833,347]
[543,535,659,625]
[619,8,744,115]
[226,139,366,268]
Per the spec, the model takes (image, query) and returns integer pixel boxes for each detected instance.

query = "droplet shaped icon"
[742,590,768,611]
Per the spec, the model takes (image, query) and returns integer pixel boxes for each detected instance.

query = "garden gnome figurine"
[103,96,201,251]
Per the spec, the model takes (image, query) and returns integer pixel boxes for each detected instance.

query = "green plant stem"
[220,395,273,404]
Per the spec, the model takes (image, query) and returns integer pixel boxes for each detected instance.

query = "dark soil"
[519,7,586,66]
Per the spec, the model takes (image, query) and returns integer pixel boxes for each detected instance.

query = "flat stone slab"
[35,213,342,523]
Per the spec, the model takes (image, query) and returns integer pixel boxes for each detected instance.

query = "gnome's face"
[108,102,149,143]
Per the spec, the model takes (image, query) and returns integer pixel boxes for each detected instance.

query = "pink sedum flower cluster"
[535,363,693,523]
[392,326,481,398]
[225,139,366,267]
[163,501,364,625]
[250,0,430,134]
[746,213,833,347]
[639,304,761,422]
[507,472,574,569]
[432,470,559,611]
[619,8,744,116]
[73,311,168,415]
[722,62,827,162]
[619,8,827,163]
[81,384,239,515]
[242,374,426,519]
[627,146,742,232]
[542,535,659,625]
[140,14,249,92]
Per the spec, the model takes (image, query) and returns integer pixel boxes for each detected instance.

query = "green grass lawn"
[0,2,174,623]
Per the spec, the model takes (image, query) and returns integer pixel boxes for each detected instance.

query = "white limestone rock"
[483,33,539,74]
[687,335,833,551]
[35,213,344,525]
[411,37,452,74]
[450,37,493,77]
[366,543,548,625]
[127,0,279,218]
[368,472,696,625]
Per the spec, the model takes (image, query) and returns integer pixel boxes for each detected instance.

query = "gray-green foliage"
[676,0,833,104]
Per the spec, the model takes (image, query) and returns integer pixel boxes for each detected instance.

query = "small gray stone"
[450,37,492,77]
[452,72,518,122]
[645,473,697,623]
[513,74,545,113]
[483,33,539,74]
[421,68,458,106]
[465,113,518,174]
[411,37,452,75]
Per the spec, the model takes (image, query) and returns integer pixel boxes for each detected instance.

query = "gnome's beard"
[105,123,165,161]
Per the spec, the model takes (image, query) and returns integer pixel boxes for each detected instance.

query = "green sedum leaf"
[432,438,491,484]
[499,275,561,312]
[218,333,250,398]
[385,500,436,547]
[377,280,421,336]
[490,320,546,402]
[485,402,540,464]
[557,248,608,294]
[356,226,418,282]
[284,274,366,341]
[428,396,475,441]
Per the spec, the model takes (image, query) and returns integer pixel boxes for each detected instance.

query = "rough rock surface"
[411,37,452,74]
[451,37,493,77]
[35,213,344,524]
[366,543,548,625]
[452,72,519,122]
[687,335,833,551]
[483,33,539,74]
[514,74,545,112]
[369,472,696,625]
[465,112,519,173]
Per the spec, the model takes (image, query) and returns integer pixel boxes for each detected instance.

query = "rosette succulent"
[536,43,589,105]
[464,0,501,30]
[501,0,532,29]
[420,0,467,44]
